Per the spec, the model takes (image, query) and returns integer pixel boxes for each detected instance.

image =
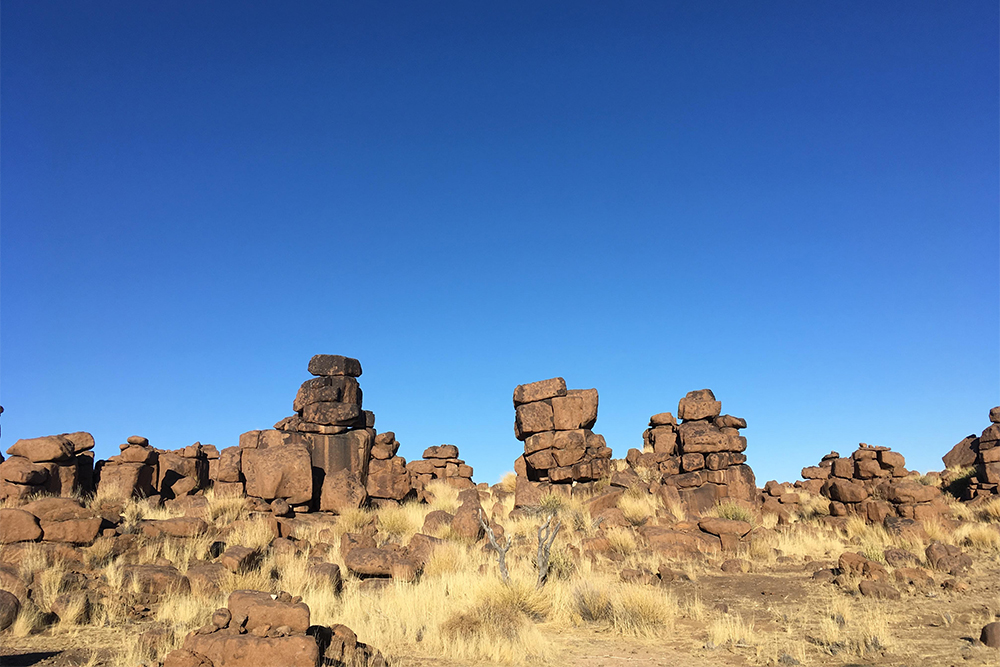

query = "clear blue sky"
[2,2,997,485]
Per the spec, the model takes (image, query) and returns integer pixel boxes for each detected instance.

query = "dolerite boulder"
[156,442,210,500]
[19,497,102,545]
[95,439,158,499]
[512,378,612,505]
[240,355,375,509]
[800,443,949,522]
[165,591,385,667]
[627,390,755,515]
[942,407,1000,500]
[0,432,95,501]
[242,444,313,506]
[365,432,413,504]
[406,443,476,497]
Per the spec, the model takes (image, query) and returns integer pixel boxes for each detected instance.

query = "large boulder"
[228,590,310,634]
[6,435,75,463]
[942,435,979,469]
[242,445,312,505]
[677,389,722,422]
[0,509,42,543]
[319,469,367,513]
[307,354,362,378]
[182,635,319,667]
[513,377,566,405]
[0,589,20,632]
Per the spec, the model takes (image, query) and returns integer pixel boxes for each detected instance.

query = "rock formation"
[0,433,95,502]
[940,406,1000,500]
[239,354,375,511]
[511,377,612,507]
[627,389,756,515]
[406,443,475,498]
[801,444,949,522]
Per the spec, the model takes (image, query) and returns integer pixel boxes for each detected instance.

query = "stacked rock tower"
[513,377,613,493]
[239,355,375,510]
[629,389,756,514]
[941,406,1000,500]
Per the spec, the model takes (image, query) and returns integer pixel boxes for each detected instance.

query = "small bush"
[574,584,612,621]
[604,527,638,558]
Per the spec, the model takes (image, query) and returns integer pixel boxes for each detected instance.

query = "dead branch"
[535,512,562,589]
[478,508,512,584]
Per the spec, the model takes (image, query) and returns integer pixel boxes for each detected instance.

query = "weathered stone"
[228,590,310,634]
[450,502,484,541]
[0,589,21,632]
[307,354,362,377]
[122,565,191,596]
[293,376,362,412]
[681,453,705,472]
[859,580,900,600]
[714,415,746,429]
[7,435,75,463]
[981,621,1000,648]
[550,389,598,431]
[0,509,42,543]
[0,457,49,485]
[678,421,740,453]
[826,479,868,503]
[319,469,367,513]
[215,447,243,483]
[301,402,361,426]
[513,377,567,405]
[366,457,411,501]
[343,548,396,577]
[515,401,554,439]
[183,634,319,667]
[242,445,312,505]
[698,518,751,539]
[98,461,156,498]
[218,546,261,574]
[886,481,938,504]
[801,466,830,480]
[677,389,721,421]
[649,412,676,426]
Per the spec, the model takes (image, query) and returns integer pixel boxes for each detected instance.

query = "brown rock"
[0,589,20,632]
[301,401,361,426]
[142,517,210,538]
[698,518,751,539]
[366,457,411,501]
[228,590,310,635]
[319,469,367,513]
[183,633,319,667]
[886,481,938,504]
[450,502,484,541]
[293,376,362,412]
[801,466,830,480]
[942,435,979,469]
[677,389,722,421]
[681,453,705,472]
[830,458,854,478]
[0,508,42,544]
[981,621,1000,648]
[218,546,261,574]
[513,377,567,406]
[858,580,900,600]
[423,445,459,459]
[550,389,598,431]
[242,445,312,505]
[678,421,740,453]
[122,565,191,596]
[308,354,362,377]
[6,435,75,463]
[515,401,554,439]
[343,547,396,577]
[649,412,676,426]
[0,457,50,485]
[163,649,214,667]
[714,415,746,429]
[826,479,868,503]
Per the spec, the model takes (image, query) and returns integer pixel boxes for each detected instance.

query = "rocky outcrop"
[512,377,612,506]
[240,355,375,510]
[163,590,386,667]
[941,407,1000,500]
[0,432,95,501]
[627,390,756,515]
[406,443,475,497]
[801,444,948,522]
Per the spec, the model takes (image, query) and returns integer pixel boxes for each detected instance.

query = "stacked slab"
[627,389,756,515]
[365,432,413,505]
[406,444,475,495]
[513,377,612,488]
[96,436,159,499]
[802,444,948,522]
[0,433,95,502]
[155,442,210,500]
[941,407,1000,500]
[239,355,375,510]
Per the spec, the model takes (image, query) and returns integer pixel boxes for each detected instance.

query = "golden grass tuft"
[617,487,660,527]
[498,472,517,494]
[603,526,638,558]
[707,613,756,648]
[710,500,755,524]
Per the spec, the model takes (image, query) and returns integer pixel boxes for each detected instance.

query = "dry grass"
[617,487,660,527]
[811,599,895,657]
[603,526,638,558]
[710,501,755,524]
[707,613,756,648]
[498,472,517,494]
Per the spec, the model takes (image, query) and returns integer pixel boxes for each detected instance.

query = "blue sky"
[2,1,997,485]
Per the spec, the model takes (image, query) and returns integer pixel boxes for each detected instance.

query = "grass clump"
[710,501,754,524]
[617,488,659,527]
